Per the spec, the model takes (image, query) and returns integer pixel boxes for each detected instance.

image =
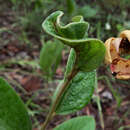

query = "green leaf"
[52,80,64,103]
[42,11,89,46]
[42,11,106,72]
[40,39,64,77]
[75,39,106,72]
[52,48,75,106]
[52,48,76,105]
[54,116,96,130]
[0,77,32,130]
[64,48,76,80]
[66,0,76,15]
[53,45,97,115]
[56,71,96,115]
[78,5,98,18]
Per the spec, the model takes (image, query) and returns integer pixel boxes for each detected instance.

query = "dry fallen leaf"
[20,76,41,92]
[105,30,130,80]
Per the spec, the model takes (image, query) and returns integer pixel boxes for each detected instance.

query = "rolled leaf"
[42,11,105,72]
[64,48,76,80]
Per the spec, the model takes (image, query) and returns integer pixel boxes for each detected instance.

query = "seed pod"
[104,30,130,80]
[120,30,130,41]
[104,37,115,64]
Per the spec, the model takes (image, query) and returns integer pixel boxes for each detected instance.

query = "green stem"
[95,74,104,130]
[95,95,104,130]
[41,65,79,130]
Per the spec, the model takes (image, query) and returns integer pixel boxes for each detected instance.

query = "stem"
[95,74,104,130]
[41,65,79,130]
[95,94,104,130]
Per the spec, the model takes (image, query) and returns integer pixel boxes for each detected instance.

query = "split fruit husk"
[105,30,130,80]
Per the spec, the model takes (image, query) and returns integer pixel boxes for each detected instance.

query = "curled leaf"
[42,11,105,72]
[105,30,130,80]
[42,11,89,46]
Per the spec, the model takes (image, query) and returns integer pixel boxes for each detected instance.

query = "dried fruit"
[105,30,130,80]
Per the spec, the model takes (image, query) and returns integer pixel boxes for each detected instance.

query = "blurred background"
[0,0,130,130]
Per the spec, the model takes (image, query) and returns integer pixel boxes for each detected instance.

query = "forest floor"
[0,2,130,130]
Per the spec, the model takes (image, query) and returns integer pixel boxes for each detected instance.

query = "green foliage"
[41,11,105,129]
[66,0,76,15]
[10,0,65,36]
[64,49,76,80]
[42,11,89,44]
[42,11,106,72]
[55,49,96,115]
[4,1,130,129]
[78,5,98,18]
[75,39,105,72]
[40,39,64,77]
[56,71,96,115]
[118,125,130,130]
[19,9,44,34]
[0,77,32,130]
[54,116,95,130]
[52,80,64,103]
[9,0,130,41]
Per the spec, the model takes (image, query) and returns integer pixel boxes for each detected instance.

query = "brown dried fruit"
[105,30,130,80]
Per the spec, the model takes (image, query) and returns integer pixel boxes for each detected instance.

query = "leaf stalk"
[41,64,79,130]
